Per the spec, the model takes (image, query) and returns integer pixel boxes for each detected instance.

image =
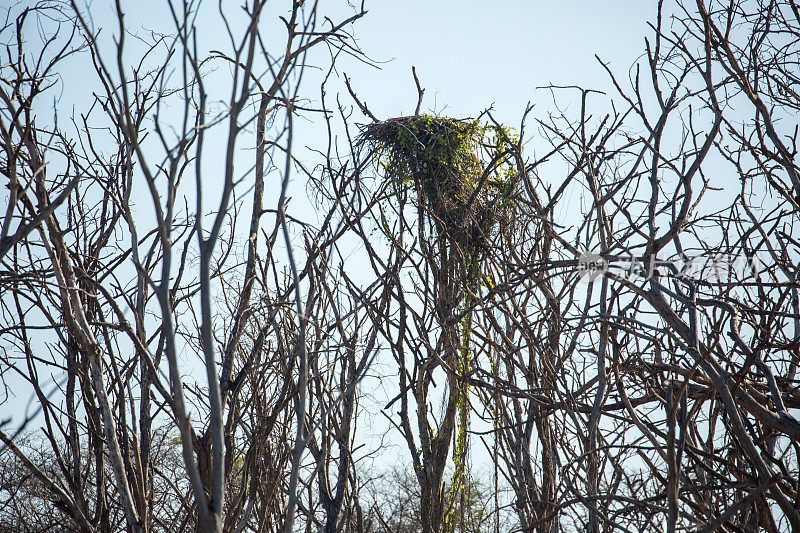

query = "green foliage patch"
[359,114,518,250]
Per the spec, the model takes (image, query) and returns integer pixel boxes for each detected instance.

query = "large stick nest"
[358,115,517,250]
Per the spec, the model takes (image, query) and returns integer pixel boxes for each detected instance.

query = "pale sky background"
[336,1,652,121]
[288,0,657,469]
[302,1,655,160]
[8,0,659,482]
[7,0,659,425]
[7,4,799,529]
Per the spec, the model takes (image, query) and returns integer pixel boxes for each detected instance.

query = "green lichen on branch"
[359,114,518,250]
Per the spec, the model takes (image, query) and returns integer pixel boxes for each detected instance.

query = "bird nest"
[358,115,517,251]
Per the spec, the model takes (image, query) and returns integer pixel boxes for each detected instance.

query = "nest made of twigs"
[358,115,517,250]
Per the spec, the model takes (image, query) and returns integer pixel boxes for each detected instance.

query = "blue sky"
[8,0,659,466]
[334,1,653,123]
[304,0,657,466]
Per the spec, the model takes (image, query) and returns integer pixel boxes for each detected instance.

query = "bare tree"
[3,0,800,532]
[0,1,369,531]
[344,1,800,532]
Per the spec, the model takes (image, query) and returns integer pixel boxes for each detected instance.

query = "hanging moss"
[359,114,518,251]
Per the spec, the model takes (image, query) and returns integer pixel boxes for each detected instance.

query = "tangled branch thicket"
[2,1,800,532]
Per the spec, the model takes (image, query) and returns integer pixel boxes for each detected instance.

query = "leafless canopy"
[2,1,800,532]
